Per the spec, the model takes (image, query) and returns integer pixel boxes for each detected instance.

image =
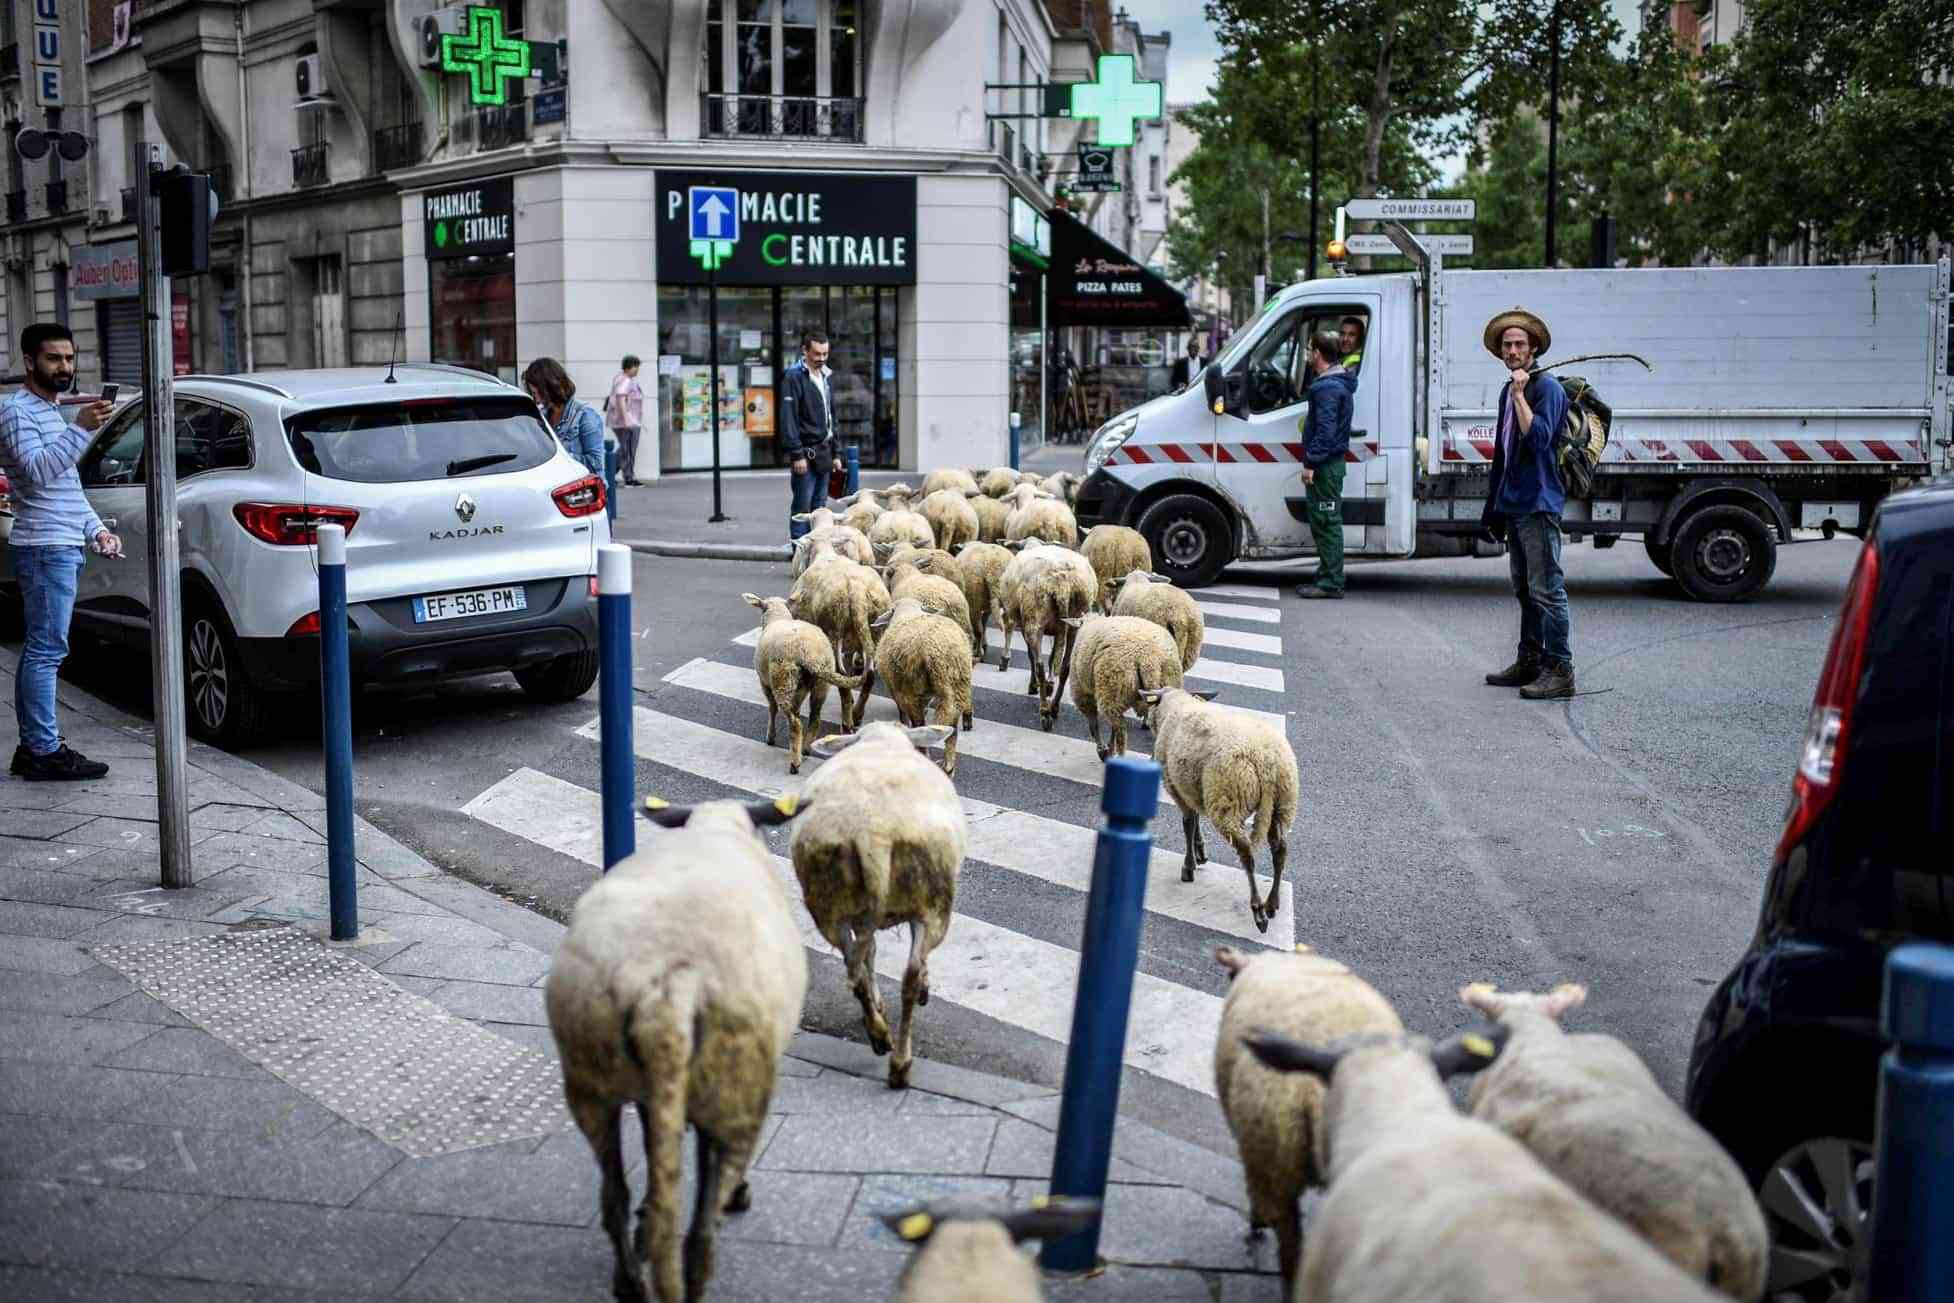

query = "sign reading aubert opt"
[656,170,918,287]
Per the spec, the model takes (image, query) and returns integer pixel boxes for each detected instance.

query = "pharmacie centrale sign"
[423,176,515,260]
[655,170,917,286]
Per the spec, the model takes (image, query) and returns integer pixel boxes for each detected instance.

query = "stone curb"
[624,540,792,562]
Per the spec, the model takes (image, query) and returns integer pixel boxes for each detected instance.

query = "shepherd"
[1479,307,1574,700]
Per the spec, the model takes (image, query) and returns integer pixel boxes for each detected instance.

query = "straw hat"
[1483,307,1550,360]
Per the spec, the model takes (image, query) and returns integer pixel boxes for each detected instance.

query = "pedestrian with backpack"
[1478,307,1575,699]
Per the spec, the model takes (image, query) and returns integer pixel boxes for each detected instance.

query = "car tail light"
[553,475,605,518]
[1774,539,1880,862]
[287,612,320,637]
[234,503,361,546]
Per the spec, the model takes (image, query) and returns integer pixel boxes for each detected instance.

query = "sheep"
[1211,944,1404,1290]
[970,493,1011,543]
[882,547,975,649]
[1458,983,1770,1301]
[546,795,810,1303]
[1139,686,1297,933]
[790,511,875,575]
[950,540,1013,665]
[880,1196,1102,1303]
[1002,483,1079,547]
[1040,469,1081,506]
[922,467,981,497]
[869,507,936,561]
[841,496,886,536]
[869,597,975,773]
[1053,613,1183,760]
[1079,524,1153,611]
[1242,1026,1727,1303]
[787,554,891,715]
[994,540,1096,730]
[792,720,964,1089]
[918,488,981,554]
[1110,570,1205,672]
[980,466,1024,497]
[741,593,864,774]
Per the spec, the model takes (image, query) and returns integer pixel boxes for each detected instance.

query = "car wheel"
[1671,504,1777,602]
[1751,1136,1875,1302]
[1641,535,1674,576]
[514,649,599,703]
[1136,494,1233,590]
[184,601,275,749]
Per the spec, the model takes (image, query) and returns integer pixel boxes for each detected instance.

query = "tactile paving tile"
[91,926,571,1158]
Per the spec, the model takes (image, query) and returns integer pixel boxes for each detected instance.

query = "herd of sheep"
[538,466,1771,1302]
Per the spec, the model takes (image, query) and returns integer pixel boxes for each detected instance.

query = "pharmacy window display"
[425,176,519,383]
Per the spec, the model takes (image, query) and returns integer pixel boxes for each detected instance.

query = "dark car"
[1686,477,1954,1301]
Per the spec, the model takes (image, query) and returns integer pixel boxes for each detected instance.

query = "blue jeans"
[789,455,830,540]
[12,544,85,756]
[1507,512,1572,665]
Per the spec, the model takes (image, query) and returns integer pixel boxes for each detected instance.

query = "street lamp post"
[1545,0,1562,268]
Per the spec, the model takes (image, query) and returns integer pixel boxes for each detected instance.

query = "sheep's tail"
[623,965,702,1303]
[1051,595,1078,705]
[805,652,865,689]
[1251,771,1280,848]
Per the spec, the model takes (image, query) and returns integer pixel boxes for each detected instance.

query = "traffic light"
[155,167,221,276]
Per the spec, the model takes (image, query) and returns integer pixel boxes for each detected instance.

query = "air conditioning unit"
[295,53,332,104]
[418,6,470,69]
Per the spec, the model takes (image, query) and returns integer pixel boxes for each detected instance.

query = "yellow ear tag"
[1030,1194,1051,1210]
[1462,1033,1497,1059]
[774,793,799,816]
[1294,943,1314,954]
[897,1213,933,1241]
[643,796,669,811]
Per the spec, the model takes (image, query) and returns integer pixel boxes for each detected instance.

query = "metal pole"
[138,145,193,889]
[1009,410,1021,471]
[597,544,636,871]
[844,444,860,495]
[1309,4,1320,283]
[1041,755,1161,1274]
[316,523,357,940]
[1869,942,1954,1301]
[1545,0,1562,269]
[1039,270,1049,453]
[707,259,728,522]
[604,439,619,525]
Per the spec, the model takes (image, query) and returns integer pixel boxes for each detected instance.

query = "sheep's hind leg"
[839,918,891,1055]
[1225,829,1269,933]
[890,919,930,1090]
[1264,834,1288,924]
[570,1093,643,1303]
[683,1128,724,1303]
[1178,805,1202,883]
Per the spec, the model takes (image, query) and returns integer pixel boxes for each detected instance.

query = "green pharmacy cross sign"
[1069,54,1162,148]
[441,6,531,107]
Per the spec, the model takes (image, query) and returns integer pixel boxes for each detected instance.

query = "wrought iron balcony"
[44,180,66,213]
[206,162,232,203]
[700,93,865,143]
[292,142,329,189]
[121,186,137,222]
[473,103,528,152]
[373,121,422,172]
[5,190,23,223]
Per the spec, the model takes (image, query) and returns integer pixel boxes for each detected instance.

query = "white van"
[1075,249,1952,601]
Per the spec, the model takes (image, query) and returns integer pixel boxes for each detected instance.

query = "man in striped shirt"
[2,322,119,780]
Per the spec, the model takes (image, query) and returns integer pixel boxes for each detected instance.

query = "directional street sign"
[1343,197,1476,222]
[687,185,739,271]
[1068,54,1163,148]
[1346,232,1475,256]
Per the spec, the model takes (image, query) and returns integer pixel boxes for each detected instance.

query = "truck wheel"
[1642,535,1675,576]
[1672,505,1777,603]
[1136,494,1233,589]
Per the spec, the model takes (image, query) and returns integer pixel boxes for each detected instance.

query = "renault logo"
[455,493,477,523]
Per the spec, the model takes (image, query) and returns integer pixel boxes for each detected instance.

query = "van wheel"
[1136,494,1233,589]
[1672,505,1777,602]
[1642,535,1675,576]
[515,649,599,702]
[184,600,275,749]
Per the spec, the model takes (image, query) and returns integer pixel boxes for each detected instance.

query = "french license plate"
[412,585,528,623]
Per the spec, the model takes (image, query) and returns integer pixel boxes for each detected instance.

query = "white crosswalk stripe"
[463,579,1298,1100]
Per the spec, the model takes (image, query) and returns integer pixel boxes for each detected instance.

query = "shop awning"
[1045,208,1191,329]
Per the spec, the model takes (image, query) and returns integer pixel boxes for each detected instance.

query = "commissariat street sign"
[1344,197,1476,222]
[1346,232,1475,256]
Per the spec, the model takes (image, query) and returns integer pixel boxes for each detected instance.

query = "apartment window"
[52,264,67,326]
[703,0,863,139]
[124,105,145,189]
[1148,154,1161,194]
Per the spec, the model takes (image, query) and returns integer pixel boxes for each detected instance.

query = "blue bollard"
[1041,755,1161,1274]
[596,544,636,871]
[316,524,358,942]
[1010,411,1022,471]
[1870,942,1954,1301]
[604,443,619,524]
[845,444,860,496]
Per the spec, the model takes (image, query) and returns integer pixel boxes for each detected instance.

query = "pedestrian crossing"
[461,579,1296,1100]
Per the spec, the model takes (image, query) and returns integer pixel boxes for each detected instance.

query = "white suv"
[60,365,610,747]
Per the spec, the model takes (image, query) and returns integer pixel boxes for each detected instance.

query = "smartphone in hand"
[100,383,120,404]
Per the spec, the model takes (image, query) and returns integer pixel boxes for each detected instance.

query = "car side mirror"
[1204,365,1244,419]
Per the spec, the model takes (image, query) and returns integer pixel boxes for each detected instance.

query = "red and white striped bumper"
[1439,436,1927,465]
[1108,439,1382,467]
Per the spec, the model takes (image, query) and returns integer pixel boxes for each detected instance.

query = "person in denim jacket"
[522,356,606,479]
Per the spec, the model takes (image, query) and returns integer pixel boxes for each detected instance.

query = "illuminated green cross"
[441,6,531,107]
[1069,54,1162,148]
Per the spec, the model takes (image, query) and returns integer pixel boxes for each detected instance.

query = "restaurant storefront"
[1042,208,1191,443]
[652,169,915,471]
[424,176,519,384]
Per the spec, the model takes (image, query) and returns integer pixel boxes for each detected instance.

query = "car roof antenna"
[384,309,403,384]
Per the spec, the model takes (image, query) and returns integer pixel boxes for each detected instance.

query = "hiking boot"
[16,743,110,782]
[1296,585,1344,600]
[1519,661,1576,700]
[1484,650,1543,687]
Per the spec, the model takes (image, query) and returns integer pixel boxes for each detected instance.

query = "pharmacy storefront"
[652,170,915,471]
[424,176,519,384]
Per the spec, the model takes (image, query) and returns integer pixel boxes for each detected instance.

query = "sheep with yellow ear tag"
[879,1195,1101,1302]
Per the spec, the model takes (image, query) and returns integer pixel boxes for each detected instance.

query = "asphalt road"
[31,534,1859,1158]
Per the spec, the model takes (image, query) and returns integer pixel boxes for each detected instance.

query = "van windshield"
[286,397,557,484]
[1209,306,1280,374]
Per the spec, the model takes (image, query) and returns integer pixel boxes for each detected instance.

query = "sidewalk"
[0,646,1279,1301]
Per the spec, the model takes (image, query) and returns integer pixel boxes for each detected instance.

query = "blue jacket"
[778,360,836,458]
[553,397,606,479]
[1301,366,1356,468]
[1485,373,1570,519]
